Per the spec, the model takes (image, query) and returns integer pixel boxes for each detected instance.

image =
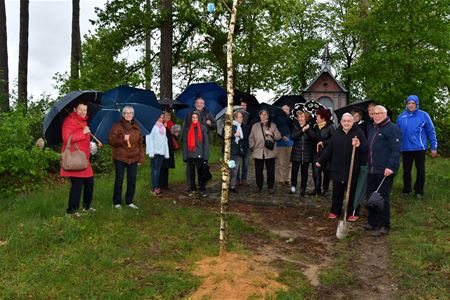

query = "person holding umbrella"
[60,101,96,216]
[108,106,145,209]
[249,109,282,194]
[316,113,367,220]
[312,108,335,196]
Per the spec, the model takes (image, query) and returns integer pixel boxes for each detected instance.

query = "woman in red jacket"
[60,102,95,216]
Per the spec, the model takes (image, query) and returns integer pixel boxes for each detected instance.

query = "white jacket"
[146,124,169,158]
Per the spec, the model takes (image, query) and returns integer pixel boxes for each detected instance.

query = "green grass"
[389,157,450,299]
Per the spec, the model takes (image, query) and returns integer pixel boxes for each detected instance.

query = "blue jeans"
[237,152,249,182]
[113,160,137,205]
[151,154,165,189]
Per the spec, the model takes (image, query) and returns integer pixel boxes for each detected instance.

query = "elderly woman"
[227,111,249,193]
[108,106,144,209]
[312,108,335,196]
[182,111,210,197]
[316,113,367,220]
[61,101,96,216]
[146,113,169,196]
[290,111,315,196]
[249,109,281,194]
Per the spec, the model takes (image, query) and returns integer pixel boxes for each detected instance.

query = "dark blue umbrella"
[273,95,306,109]
[43,90,102,146]
[89,85,162,144]
[175,82,227,120]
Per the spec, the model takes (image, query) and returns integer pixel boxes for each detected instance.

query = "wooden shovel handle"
[343,140,357,221]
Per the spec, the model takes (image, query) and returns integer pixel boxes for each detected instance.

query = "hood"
[405,95,419,110]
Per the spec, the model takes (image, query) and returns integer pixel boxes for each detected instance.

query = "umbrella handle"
[127,139,131,148]
[90,133,103,148]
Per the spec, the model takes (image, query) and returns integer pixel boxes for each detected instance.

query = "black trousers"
[159,167,169,188]
[113,160,137,205]
[254,158,275,189]
[313,164,331,194]
[402,151,426,195]
[367,174,394,228]
[187,158,206,191]
[331,179,358,216]
[291,161,310,191]
[67,176,94,214]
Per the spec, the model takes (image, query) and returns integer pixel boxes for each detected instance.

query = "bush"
[0,110,60,195]
[90,144,114,174]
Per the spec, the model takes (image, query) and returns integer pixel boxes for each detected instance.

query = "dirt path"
[161,164,398,299]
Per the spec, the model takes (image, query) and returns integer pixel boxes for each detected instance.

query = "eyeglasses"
[373,112,385,116]
[124,112,134,115]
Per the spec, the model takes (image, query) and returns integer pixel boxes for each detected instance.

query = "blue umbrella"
[89,85,162,144]
[175,82,227,120]
[43,90,102,146]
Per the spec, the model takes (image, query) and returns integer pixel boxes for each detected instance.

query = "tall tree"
[0,0,9,112]
[18,0,29,110]
[144,0,152,90]
[160,0,172,100]
[70,0,81,89]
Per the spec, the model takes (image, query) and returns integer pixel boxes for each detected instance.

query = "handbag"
[61,134,89,171]
[172,135,180,151]
[261,124,275,150]
[367,176,386,211]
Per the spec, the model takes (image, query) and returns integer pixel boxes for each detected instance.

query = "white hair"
[341,112,354,120]
[122,106,134,116]
[374,105,387,113]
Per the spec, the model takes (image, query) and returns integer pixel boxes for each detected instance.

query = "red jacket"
[60,112,94,178]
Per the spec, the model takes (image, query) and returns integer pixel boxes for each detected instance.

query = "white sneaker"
[114,204,122,209]
[74,212,81,218]
[83,207,96,212]
[290,186,296,193]
[127,203,139,209]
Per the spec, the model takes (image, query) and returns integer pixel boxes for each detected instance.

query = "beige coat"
[249,121,282,159]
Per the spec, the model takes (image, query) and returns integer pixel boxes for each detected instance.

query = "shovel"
[336,141,357,239]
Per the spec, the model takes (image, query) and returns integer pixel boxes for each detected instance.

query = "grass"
[389,157,450,299]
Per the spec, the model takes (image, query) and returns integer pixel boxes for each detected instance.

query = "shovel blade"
[336,220,349,239]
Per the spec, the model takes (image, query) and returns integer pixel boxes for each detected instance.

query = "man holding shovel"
[366,105,402,236]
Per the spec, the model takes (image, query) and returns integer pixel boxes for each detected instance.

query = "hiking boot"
[290,186,296,194]
[371,226,390,236]
[347,215,359,222]
[127,203,139,209]
[363,223,377,231]
[328,213,338,219]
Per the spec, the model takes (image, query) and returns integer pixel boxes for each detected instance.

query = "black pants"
[367,174,394,228]
[67,177,94,214]
[402,151,426,195]
[313,163,331,194]
[113,160,137,205]
[187,158,206,191]
[159,167,169,188]
[291,161,310,191]
[331,179,358,216]
[254,158,275,189]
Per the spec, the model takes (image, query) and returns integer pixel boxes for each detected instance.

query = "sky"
[5,0,275,103]
[5,0,104,99]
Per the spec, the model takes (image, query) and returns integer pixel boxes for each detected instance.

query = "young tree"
[18,0,29,110]
[0,0,9,112]
[70,0,81,89]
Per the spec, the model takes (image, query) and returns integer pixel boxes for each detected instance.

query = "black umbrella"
[43,90,102,146]
[273,95,306,109]
[291,100,327,122]
[256,103,291,136]
[233,90,259,108]
[334,99,375,122]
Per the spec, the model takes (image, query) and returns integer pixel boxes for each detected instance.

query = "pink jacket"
[60,112,93,178]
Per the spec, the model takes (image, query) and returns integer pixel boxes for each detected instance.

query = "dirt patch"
[190,252,287,300]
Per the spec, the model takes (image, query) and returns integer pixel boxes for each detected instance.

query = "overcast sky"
[6,0,104,99]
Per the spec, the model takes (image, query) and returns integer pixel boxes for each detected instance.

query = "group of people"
[60,94,438,237]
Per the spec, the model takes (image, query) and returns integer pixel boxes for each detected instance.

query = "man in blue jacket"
[396,95,438,199]
[366,105,402,236]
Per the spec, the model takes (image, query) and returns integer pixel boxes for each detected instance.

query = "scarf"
[233,120,243,144]
[155,121,165,135]
[187,122,202,152]
[317,120,327,129]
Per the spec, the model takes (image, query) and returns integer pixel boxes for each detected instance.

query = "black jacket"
[367,118,402,175]
[313,121,335,154]
[318,125,368,183]
[222,123,249,157]
[290,121,315,163]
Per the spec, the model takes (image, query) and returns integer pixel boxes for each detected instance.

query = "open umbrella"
[334,99,374,122]
[158,97,190,110]
[43,90,102,146]
[89,86,162,144]
[215,106,249,137]
[273,95,306,109]
[256,103,291,137]
[291,100,327,121]
[175,82,227,120]
[351,165,368,216]
[233,90,259,108]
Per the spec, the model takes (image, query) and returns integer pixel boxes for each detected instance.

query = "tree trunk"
[160,0,172,100]
[219,0,239,256]
[145,0,152,90]
[18,0,29,111]
[70,0,81,89]
[0,0,9,112]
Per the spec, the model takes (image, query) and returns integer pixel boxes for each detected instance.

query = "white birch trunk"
[219,0,239,256]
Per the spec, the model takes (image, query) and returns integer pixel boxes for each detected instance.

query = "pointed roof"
[303,46,348,93]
